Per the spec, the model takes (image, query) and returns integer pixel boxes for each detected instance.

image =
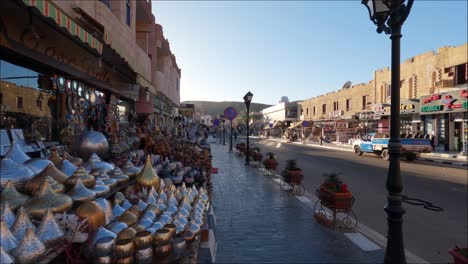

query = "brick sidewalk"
[208,143,384,263]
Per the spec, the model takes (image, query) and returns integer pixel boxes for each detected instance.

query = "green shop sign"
[463,101,468,109]
[421,105,443,112]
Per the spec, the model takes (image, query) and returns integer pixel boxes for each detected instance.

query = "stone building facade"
[298,43,468,151]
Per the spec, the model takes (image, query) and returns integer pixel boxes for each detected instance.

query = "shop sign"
[420,89,468,115]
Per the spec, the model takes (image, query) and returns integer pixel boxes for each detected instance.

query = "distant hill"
[182,101,272,116]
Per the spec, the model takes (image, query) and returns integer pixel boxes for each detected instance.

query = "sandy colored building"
[298,43,467,151]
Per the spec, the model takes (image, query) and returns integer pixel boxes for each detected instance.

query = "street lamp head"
[362,0,391,32]
[243,91,253,107]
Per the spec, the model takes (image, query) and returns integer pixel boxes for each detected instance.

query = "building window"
[313,106,316,115]
[126,0,131,26]
[99,0,111,8]
[306,108,309,115]
[362,95,368,110]
[346,99,351,112]
[322,104,326,114]
[333,101,339,111]
[36,99,42,110]
[301,108,304,115]
[455,63,467,85]
[17,96,23,109]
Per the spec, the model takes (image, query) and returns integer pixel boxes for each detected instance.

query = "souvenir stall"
[0,128,212,264]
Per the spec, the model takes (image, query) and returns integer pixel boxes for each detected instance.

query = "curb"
[258,138,467,168]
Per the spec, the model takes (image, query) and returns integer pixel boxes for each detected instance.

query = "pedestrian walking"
[234,130,238,142]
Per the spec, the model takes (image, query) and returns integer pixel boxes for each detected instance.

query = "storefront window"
[0,60,54,142]
[437,115,446,145]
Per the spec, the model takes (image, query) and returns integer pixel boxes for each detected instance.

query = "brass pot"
[163,223,176,238]
[24,158,52,175]
[66,166,96,189]
[141,211,156,222]
[116,227,136,240]
[112,204,126,218]
[94,198,114,225]
[75,201,105,232]
[136,155,160,189]
[24,179,73,217]
[154,242,173,257]
[0,181,30,211]
[153,228,172,246]
[108,221,128,235]
[4,141,30,164]
[127,205,142,219]
[144,204,160,217]
[66,177,96,204]
[57,160,77,177]
[35,209,64,246]
[183,230,196,242]
[122,160,140,179]
[113,192,126,206]
[133,225,146,232]
[94,184,110,198]
[1,202,16,229]
[63,151,83,167]
[117,211,138,227]
[95,236,115,257]
[115,255,134,264]
[0,246,14,264]
[0,220,18,252]
[48,147,63,166]
[11,207,36,241]
[0,158,36,191]
[92,227,117,245]
[114,239,134,258]
[11,228,46,263]
[134,231,153,249]
[37,163,68,184]
[146,189,158,204]
[95,255,113,264]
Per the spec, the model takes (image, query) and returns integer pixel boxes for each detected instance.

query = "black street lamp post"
[219,115,224,144]
[222,117,226,145]
[362,1,414,263]
[243,91,253,165]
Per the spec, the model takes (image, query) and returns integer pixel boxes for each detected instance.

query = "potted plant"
[263,152,278,170]
[281,160,304,184]
[318,173,353,211]
[449,247,468,264]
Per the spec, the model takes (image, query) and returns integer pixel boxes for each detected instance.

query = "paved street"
[209,143,384,263]
[248,138,467,263]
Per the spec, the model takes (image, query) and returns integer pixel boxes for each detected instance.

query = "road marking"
[344,233,381,252]
[276,143,282,148]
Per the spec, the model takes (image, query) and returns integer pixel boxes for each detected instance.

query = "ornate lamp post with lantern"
[243,91,253,165]
[361,0,414,263]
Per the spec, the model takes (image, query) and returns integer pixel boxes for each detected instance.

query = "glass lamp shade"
[362,0,390,23]
[243,91,253,105]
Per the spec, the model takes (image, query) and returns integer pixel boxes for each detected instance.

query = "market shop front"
[373,100,421,136]
[420,89,468,152]
[0,0,137,152]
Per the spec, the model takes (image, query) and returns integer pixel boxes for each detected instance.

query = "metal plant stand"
[313,188,358,230]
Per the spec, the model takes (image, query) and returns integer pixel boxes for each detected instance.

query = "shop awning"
[136,75,156,94]
[22,0,103,54]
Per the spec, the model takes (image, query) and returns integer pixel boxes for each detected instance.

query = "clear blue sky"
[152,1,467,105]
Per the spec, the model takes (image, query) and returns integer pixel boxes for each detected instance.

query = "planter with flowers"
[318,173,354,211]
[262,152,278,170]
